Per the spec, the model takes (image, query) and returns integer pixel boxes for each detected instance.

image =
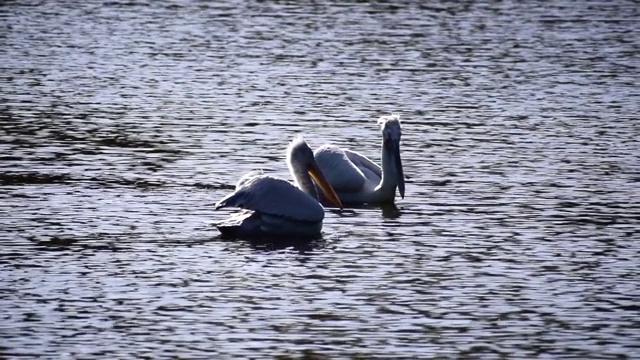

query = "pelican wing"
[314,145,367,192]
[215,174,324,223]
[343,149,382,184]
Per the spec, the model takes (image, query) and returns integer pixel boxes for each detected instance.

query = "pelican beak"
[390,140,405,199]
[308,161,343,210]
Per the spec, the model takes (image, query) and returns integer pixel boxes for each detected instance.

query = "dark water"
[1,0,639,358]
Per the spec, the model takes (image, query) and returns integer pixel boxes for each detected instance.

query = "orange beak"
[308,161,343,210]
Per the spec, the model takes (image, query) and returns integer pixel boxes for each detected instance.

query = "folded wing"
[215,174,325,223]
[314,145,367,193]
[343,148,382,185]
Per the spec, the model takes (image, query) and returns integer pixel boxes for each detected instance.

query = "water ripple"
[1,0,639,358]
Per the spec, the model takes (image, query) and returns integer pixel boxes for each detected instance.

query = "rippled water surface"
[1,0,639,358]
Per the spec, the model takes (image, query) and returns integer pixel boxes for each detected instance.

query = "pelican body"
[215,136,343,239]
[314,114,405,204]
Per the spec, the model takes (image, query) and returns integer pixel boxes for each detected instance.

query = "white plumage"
[216,175,325,224]
[215,137,342,239]
[314,114,405,204]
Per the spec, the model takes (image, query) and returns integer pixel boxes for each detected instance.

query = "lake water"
[1,0,639,358]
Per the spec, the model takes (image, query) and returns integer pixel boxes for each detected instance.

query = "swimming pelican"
[214,136,343,239]
[313,114,405,204]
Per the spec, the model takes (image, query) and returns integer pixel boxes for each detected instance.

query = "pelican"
[313,114,405,204]
[214,136,343,239]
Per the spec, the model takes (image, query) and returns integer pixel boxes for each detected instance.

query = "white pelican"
[215,136,343,239]
[313,114,405,204]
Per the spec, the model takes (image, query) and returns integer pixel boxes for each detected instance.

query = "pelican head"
[287,136,343,209]
[378,114,405,199]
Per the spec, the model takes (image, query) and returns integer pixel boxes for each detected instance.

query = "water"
[1,0,639,358]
